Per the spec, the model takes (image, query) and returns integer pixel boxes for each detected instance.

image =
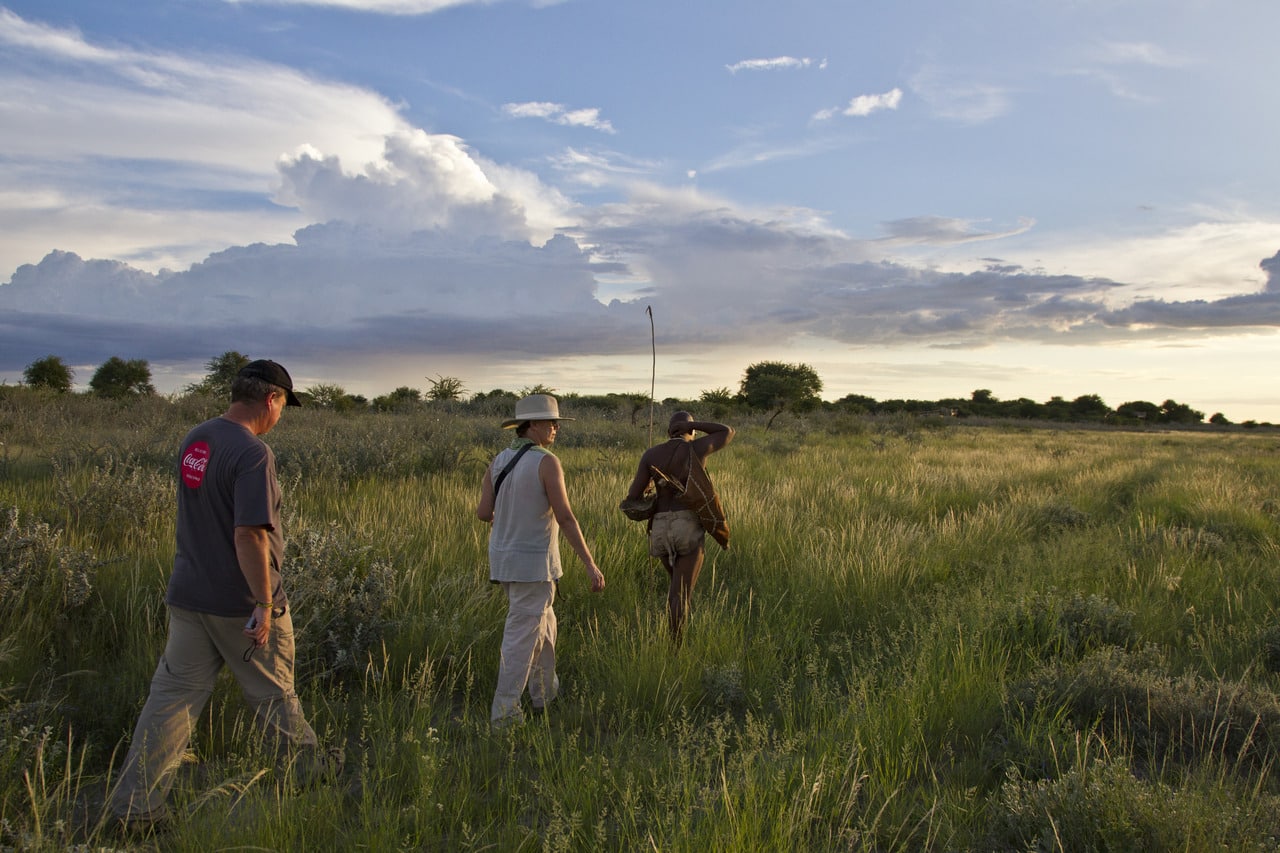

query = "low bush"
[1010,645,1280,775]
[284,521,399,682]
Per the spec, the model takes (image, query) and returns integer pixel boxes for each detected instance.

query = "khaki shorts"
[649,509,705,560]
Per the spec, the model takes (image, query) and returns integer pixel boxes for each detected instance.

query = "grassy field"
[2,389,1280,850]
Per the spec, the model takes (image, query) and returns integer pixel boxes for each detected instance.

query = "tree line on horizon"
[11,351,1269,429]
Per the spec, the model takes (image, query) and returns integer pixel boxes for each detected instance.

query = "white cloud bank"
[7,143,1280,374]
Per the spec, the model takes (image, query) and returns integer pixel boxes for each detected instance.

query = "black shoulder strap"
[493,443,535,499]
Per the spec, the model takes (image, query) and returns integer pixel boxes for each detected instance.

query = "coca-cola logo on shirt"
[182,441,210,488]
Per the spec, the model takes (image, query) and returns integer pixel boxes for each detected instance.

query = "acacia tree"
[23,355,74,393]
[89,357,154,398]
[739,361,823,428]
[427,375,467,402]
[184,351,250,398]
[698,387,737,419]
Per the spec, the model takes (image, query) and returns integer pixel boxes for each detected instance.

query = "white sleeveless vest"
[488,446,563,582]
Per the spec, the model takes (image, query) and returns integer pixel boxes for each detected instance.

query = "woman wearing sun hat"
[476,394,606,726]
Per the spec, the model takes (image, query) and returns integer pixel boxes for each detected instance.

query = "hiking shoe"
[490,711,524,731]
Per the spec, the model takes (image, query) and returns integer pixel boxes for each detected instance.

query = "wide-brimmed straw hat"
[502,394,575,429]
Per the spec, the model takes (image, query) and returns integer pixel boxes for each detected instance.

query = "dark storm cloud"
[3,210,1278,382]
[1099,250,1280,328]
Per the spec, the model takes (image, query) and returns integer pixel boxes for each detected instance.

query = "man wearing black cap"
[110,359,337,829]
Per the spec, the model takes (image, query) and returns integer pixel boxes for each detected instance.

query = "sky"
[2,1,1279,421]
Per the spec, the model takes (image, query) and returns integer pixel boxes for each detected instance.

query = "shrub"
[284,522,399,682]
[991,591,1137,661]
[989,755,1280,850]
[1260,624,1280,674]
[1138,523,1229,556]
[0,507,96,626]
[52,456,172,552]
[1010,646,1280,774]
[1035,500,1091,531]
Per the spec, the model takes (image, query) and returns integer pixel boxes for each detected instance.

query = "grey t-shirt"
[166,416,286,616]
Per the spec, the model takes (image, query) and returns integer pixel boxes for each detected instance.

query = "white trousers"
[491,581,559,722]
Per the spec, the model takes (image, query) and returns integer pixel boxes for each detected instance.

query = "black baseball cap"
[238,359,302,406]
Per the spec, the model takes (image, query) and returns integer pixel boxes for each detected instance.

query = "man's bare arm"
[234,525,274,646]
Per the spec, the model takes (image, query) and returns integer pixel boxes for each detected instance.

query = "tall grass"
[2,389,1280,849]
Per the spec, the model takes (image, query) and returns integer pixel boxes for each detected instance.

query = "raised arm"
[690,421,735,457]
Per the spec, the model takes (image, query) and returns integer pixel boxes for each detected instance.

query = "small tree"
[469,389,519,416]
[184,351,250,398]
[739,361,823,428]
[1160,399,1204,424]
[698,387,737,419]
[699,387,736,406]
[372,386,422,411]
[1070,394,1111,420]
[832,393,877,414]
[89,357,154,398]
[23,355,74,393]
[307,382,361,412]
[1116,400,1160,422]
[427,375,467,402]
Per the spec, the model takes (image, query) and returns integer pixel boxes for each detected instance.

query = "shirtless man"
[625,411,734,642]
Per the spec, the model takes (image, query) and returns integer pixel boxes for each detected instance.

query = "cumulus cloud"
[503,102,616,134]
[813,87,903,121]
[273,132,574,243]
[0,7,419,277]
[0,10,403,171]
